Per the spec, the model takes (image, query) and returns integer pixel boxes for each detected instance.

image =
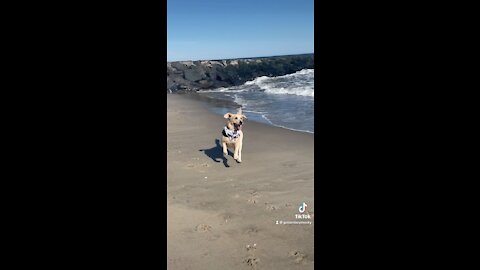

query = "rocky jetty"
[167,53,314,92]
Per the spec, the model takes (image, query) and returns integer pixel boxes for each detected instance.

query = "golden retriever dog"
[222,108,247,163]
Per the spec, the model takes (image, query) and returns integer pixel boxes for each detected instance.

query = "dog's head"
[224,111,247,130]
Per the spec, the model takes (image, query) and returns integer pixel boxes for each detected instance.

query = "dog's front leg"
[237,142,242,163]
[222,141,228,155]
[233,143,239,160]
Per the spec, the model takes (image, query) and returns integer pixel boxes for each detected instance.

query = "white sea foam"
[200,87,244,93]
[233,94,249,107]
[243,69,314,97]
[243,109,267,114]
[263,85,314,97]
[261,114,314,134]
[244,76,270,86]
[199,69,314,97]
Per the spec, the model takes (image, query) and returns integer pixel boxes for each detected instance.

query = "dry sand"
[167,94,314,269]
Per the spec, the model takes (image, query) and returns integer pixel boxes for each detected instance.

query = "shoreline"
[167,94,314,269]
[170,92,315,134]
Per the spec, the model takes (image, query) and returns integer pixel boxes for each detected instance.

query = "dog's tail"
[237,107,243,115]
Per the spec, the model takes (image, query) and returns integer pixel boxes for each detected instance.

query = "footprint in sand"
[186,163,210,168]
[194,224,212,233]
[246,190,260,204]
[247,198,258,204]
[243,243,259,268]
[243,256,260,268]
[218,212,236,224]
[243,225,260,236]
[289,250,308,264]
[264,203,280,211]
[245,243,257,251]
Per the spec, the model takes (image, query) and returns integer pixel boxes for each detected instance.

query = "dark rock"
[167,77,176,90]
[198,79,212,87]
[170,62,189,71]
[184,68,205,82]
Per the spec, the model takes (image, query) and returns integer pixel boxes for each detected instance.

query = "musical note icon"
[298,202,307,213]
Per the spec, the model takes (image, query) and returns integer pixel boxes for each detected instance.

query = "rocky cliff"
[167,54,314,92]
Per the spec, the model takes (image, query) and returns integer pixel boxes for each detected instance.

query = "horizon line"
[167,52,314,63]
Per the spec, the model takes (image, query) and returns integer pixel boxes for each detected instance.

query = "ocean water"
[197,69,314,133]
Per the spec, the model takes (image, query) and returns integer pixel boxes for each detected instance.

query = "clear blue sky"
[167,0,314,61]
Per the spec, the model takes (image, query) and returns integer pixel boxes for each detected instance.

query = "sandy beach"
[167,93,314,269]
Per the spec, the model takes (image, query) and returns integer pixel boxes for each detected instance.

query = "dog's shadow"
[199,139,232,168]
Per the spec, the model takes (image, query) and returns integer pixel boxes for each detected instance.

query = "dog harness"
[222,126,241,141]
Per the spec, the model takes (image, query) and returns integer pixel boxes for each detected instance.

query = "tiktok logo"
[298,202,307,213]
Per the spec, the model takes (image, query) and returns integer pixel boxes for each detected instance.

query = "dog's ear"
[223,113,232,119]
[242,114,247,120]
